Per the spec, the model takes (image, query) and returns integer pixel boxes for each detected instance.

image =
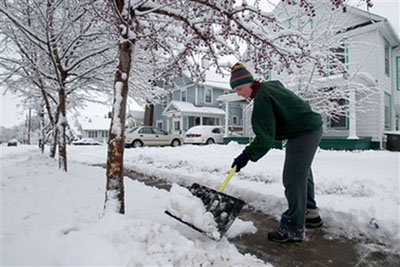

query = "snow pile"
[166,184,220,240]
[1,145,269,266]
[226,219,257,239]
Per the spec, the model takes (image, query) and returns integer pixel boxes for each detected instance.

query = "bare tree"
[0,0,115,170]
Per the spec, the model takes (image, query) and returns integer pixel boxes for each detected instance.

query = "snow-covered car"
[72,138,102,146]
[7,139,18,146]
[184,126,224,145]
[125,126,182,148]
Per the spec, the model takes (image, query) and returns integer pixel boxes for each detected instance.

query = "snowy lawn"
[2,143,399,266]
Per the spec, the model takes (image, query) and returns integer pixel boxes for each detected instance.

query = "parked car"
[7,139,18,146]
[125,126,182,148]
[184,126,225,145]
[72,138,102,146]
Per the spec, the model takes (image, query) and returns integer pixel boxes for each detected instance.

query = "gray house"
[152,73,243,135]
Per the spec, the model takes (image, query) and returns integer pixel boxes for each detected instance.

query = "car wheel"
[132,140,143,148]
[171,139,181,147]
[206,138,214,145]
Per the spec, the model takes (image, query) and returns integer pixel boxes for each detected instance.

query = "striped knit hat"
[230,63,254,90]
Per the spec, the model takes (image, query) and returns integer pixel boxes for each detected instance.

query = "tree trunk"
[49,126,58,158]
[39,103,45,154]
[105,39,133,214]
[49,109,59,158]
[27,108,31,145]
[144,102,154,126]
[58,87,67,171]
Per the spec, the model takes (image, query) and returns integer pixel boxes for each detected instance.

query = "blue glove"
[231,151,249,172]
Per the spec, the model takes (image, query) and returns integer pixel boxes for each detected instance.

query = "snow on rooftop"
[203,70,231,90]
[78,117,111,131]
[164,101,225,116]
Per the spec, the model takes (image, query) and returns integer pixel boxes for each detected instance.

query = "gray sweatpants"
[279,126,322,236]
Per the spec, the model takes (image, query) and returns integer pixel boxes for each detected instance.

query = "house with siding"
[152,73,244,135]
[72,117,110,143]
[71,108,145,143]
[218,2,400,149]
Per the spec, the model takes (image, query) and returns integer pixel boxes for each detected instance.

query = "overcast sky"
[1,0,399,128]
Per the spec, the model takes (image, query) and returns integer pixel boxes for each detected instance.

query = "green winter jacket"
[244,81,322,162]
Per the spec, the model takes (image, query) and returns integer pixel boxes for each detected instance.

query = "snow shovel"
[165,166,246,240]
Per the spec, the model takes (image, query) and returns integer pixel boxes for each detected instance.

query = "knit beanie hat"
[230,63,254,90]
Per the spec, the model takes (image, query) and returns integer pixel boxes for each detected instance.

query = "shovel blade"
[190,183,245,239]
[172,182,245,240]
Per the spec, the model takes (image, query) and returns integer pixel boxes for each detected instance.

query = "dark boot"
[305,208,323,228]
[268,229,303,243]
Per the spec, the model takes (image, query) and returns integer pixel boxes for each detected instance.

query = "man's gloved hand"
[231,151,249,172]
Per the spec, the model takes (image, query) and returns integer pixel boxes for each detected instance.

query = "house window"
[88,131,98,138]
[157,120,163,129]
[232,116,239,125]
[300,18,313,34]
[324,87,347,129]
[205,87,212,103]
[181,89,187,102]
[288,17,312,32]
[384,38,390,76]
[203,117,216,125]
[328,43,346,75]
[329,99,347,129]
[385,93,392,130]
[174,120,180,131]
[329,111,347,129]
[101,131,108,138]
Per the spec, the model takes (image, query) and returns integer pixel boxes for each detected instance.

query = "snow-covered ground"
[2,143,399,266]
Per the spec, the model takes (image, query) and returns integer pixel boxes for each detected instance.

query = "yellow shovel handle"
[218,166,237,192]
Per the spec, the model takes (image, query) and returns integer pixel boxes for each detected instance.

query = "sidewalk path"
[124,168,400,267]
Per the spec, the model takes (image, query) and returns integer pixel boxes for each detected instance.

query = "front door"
[173,118,181,135]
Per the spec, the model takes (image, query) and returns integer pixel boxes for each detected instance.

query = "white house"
[218,2,400,149]
[72,117,111,143]
[71,109,145,142]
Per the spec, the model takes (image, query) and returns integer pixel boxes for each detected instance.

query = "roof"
[327,4,399,45]
[203,80,231,90]
[203,70,231,90]
[78,117,111,131]
[216,93,245,102]
[162,101,225,116]
[274,1,399,45]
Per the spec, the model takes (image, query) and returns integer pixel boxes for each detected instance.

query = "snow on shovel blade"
[189,183,246,239]
[166,183,245,240]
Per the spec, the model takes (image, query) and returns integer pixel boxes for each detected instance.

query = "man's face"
[234,83,253,99]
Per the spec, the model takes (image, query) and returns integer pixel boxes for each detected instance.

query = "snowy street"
[1,144,399,266]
